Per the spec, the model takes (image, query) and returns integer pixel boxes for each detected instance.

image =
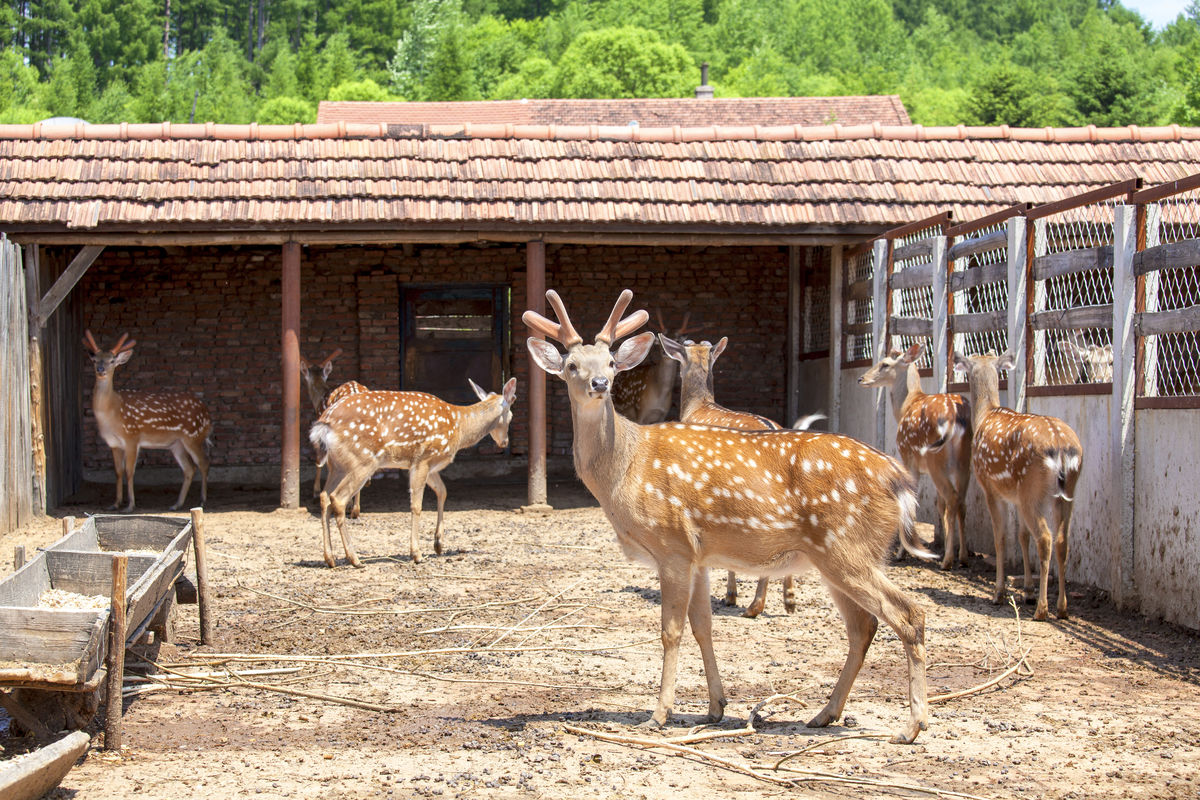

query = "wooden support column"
[870,239,890,450]
[1007,215,1029,411]
[24,244,46,516]
[104,554,128,751]
[786,246,801,425]
[524,241,550,509]
[930,236,949,391]
[190,507,214,644]
[827,245,843,431]
[281,241,301,509]
[1111,204,1139,610]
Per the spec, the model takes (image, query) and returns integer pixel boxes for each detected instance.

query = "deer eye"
[567,362,578,373]
[609,360,615,370]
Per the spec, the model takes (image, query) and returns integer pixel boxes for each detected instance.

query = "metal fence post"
[1112,204,1139,610]
[1006,215,1029,411]
[930,236,949,391]
[870,239,890,450]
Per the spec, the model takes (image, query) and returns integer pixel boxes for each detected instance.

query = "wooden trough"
[0,513,200,741]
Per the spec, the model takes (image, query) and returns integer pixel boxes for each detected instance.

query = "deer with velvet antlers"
[954,351,1082,620]
[858,343,973,570]
[525,290,934,744]
[310,378,517,568]
[659,334,798,619]
[84,331,213,512]
[300,348,368,513]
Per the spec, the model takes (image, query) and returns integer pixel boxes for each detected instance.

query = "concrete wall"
[1134,408,1200,629]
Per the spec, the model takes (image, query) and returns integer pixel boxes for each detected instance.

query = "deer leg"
[782,575,797,613]
[331,484,363,569]
[349,489,361,519]
[326,466,363,568]
[983,489,1009,605]
[408,462,430,564]
[724,571,738,606]
[122,446,139,512]
[312,461,323,500]
[1020,504,1054,622]
[742,577,770,618]
[427,469,448,556]
[929,469,959,570]
[1054,498,1073,619]
[643,561,694,728]
[186,437,210,506]
[807,584,878,731]
[167,441,196,511]
[319,490,336,568]
[954,458,972,565]
[110,447,125,510]
[687,568,726,723]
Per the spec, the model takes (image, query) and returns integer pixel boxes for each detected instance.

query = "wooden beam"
[1133,238,1200,277]
[1030,304,1113,331]
[34,245,103,329]
[947,229,1007,262]
[891,239,933,263]
[1031,245,1113,282]
[951,310,1007,335]
[1135,304,1200,336]
[948,260,1007,293]
[104,554,127,751]
[889,260,934,289]
[280,242,301,509]
[889,315,933,336]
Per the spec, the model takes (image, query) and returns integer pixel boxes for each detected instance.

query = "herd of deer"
[81,287,1083,744]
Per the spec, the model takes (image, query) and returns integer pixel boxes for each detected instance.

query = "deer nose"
[590,376,609,393]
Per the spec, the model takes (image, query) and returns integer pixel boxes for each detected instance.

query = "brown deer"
[83,331,212,512]
[310,378,517,568]
[859,343,973,570]
[660,334,796,619]
[299,348,368,513]
[953,351,1082,620]
[525,290,933,744]
[611,311,690,423]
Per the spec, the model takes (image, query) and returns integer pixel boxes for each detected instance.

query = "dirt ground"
[2,474,1199,800]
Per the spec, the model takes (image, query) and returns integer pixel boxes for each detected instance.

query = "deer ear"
[710,337,728,364]
[902,343,924,363]
[468,378,488,401]
[527,338,565,375]
[322,360,336,381]
[502,377,517,405]
[952,351,971,372]
[659,334,687,365]
[614,332,656,372]
[997,351,1017,371]
[112,348,134,367]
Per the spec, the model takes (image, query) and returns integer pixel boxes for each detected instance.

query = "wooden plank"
[44,551,154,597]
[125,551,183,641]
[1132,238,1200,277]
[947,230,1007,262]
[34,245,104,330]
[1135,395,1200,409]
[1030,304,1113,331]
[889,260,934,289]
[846,278,872,302]
[951,310,1007,335]
[845,321,872,335]
[0,729,90,800]
[889,315,932,336]
[0,557,50,607]
[1027,383,1112,397]
[1135,305,1200,336]
[891,239,933,263]
[0,608,104,670]
[948,260,1007,293]
[1031,246,1113,281]
[91,514,190,553]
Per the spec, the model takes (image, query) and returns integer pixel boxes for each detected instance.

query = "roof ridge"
[0,121,1196,143]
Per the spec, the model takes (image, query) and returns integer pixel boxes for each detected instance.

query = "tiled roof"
[316,96,912,127]
[1,121,1200,238]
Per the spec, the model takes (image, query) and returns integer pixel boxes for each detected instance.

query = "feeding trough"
[0,513,208,741]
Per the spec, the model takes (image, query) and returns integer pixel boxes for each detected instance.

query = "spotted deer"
[859,343,973,570]
[310,378,517,568]
[299,348,368,512]
[611,311,690,423]
[83,331,212,512]
[526,290,933,743]
[954,351,1082,620]
[659,334,796,619]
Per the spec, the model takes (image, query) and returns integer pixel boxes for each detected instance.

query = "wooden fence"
[840,174,1200,629]
[0,235,34,535]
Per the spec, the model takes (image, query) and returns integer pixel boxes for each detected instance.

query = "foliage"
[2,0,1199,127]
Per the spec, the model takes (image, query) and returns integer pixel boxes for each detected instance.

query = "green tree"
[327,78,393,101]
[0,49,43,117]
[389,0,462,98]
[320,32,358,98]
[256,95,316,123]
[491,56,555,98]
[265,44,300,98]
[552,26,694,98]
[1067,12,1154,125]
[966,60,1075,126]
[87,78,133,122]
[422,21,479,100]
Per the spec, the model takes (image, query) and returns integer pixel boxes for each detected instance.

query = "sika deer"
[660,334,796,619]
[859,344,973,570]
[310,378,517,568]
[299,348,367,512]
[954,351,1081,620]
[83,331,212,512]
[611,311,690,423]
[526,290,933,743]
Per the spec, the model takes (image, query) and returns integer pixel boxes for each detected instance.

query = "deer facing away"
[310,378,517,568]
[526,289,934,744]
[84,331,212,512]
[299,348,367,513]
[858,343,973,570]
[659,334,797,619]
[611,311,690,424]
[954,351,1082,620]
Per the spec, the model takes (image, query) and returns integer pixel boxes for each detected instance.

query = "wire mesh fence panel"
[950,220,1010,378]
[844,246,874,363]
[1144,193,1200,398]
[1032,198,1118,387]
[889,227,938,370]
[802,249,831,355]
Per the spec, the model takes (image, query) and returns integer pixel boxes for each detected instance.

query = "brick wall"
[73,242,793,474]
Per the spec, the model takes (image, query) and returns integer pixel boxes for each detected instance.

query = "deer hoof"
[1033,605,1049,621]
[324,557,337,568]
[806,710,836,729]
[349,558,365,569]
[741,604,764,619]
[889,720,926,744]
[637,714,667,730]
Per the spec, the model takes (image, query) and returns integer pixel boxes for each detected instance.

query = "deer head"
[858,343,924,388]
[468,377,518,448]
[299,348,344,413]
[83,330,136,381]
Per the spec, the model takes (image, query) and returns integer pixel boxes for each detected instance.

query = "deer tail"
[1046,447,1082,502]
[309,422,333,468]
[893,470,937,561]
[790,412,827,430]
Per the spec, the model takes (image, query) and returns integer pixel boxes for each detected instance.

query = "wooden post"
[930,236,949,391]
[786,245,802,425]
[827,244,844,432]
[1006,215,1029,412]
[524,240,550,510]
[104,554,128,751]
[24,243,46,517]
[13,545,25,570]
[1111,204,1139,611]
[63,516,75,537]
[280,241,301,509]
[870,239,890,450]
[190,507,214,645]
